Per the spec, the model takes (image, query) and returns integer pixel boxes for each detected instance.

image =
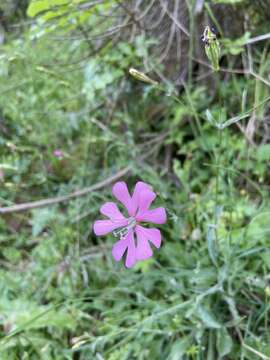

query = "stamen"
[127,217,136,228]
[113,217,137,240]
[113,227,128,238]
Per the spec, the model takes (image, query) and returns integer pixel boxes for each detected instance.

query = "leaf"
[168,337,191,360]
[27,0,50,17]
[207,331,215,360]
[220,95,270,129]
[219,112,250,129]
[222,33,250,55]
[207,224,218,267]
[205,109,217,126]
[217,328,233,358]
[27,0,69,18]
[3,248,21,263]
[256,144,270,161]
[0,299,76,331]
[31,208,57,236]
[197,305,221,329]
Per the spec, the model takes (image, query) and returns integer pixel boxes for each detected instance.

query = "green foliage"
[27,0,118,36]
[222,32,250,55]
[217,328,233,358]
[27,0,70,18]
[0,1,270,359]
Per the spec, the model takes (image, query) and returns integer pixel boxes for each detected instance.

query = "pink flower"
[93,181,167,268]
[53,149,63,158]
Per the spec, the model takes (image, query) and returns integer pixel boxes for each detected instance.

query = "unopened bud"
[202,26,221,72]
[265,286,270,297]
[129,68,158,85]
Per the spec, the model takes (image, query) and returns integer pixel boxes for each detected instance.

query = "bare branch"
[245,32,270,45]
[0,167,130,214]
[158,0,190,37]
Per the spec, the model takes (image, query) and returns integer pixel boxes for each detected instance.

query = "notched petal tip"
[111,229,137,268]
[137,189,156,210]
[125,259,136,268]
[139,227,162,249]
[100,201,126,220]
[135,225,160,261]
[112,180,127,191]
[134,181,152,190]
[158,207,167,224]
[112,242,124,262]
[93,220,103,236]
[136,249,153,261]
[136,207,167,224]
[112,181,133,215]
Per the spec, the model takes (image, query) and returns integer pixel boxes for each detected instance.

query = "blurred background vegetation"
[0,0,270,359]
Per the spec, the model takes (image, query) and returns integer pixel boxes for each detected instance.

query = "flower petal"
[137,190,156,214]
[112,230,136,268]
[135,226,153,261]
[125,230,136,268]
[93,219,127,236]
[135,225,162,248]
[112,235,129,262]
[100,202,126,220]
[131,181,152,208]
[136,207,167,224]
[112,182,133,216]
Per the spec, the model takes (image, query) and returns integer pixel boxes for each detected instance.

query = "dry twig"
[0,167,130,214]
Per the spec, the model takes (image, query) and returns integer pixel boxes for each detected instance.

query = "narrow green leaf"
[27,0,50,17]
[197,305,221,329]
[207,331,216,360]
[207,224,218,267]
[169,337,191,360]
[27,0,68,17]
[217,328,233,358]
[257,144,270,161]
[205,109,216,126]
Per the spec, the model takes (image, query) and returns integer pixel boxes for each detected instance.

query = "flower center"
[127,217,137,228]
[113,217,137,240]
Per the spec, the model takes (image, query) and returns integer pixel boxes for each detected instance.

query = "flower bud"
[202,26,221,72]
[129,68,158,85]
[265,286,270,297]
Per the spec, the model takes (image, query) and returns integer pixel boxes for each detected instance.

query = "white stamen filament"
[113,217,137,240]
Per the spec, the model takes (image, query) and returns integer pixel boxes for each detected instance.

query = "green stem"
[156,84,201,141]
[157,83,210,153]
[186,0,195,86]
[214,120,223,253]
